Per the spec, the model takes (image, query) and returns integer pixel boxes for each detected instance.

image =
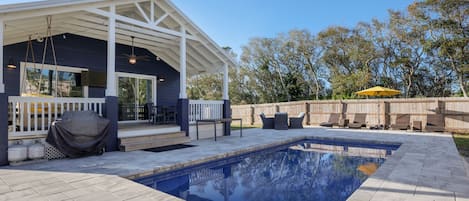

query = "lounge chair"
[289,112,305,129]
[320,113,340,127]
[260,113,274,129]
[425,114,445,132]
[348,113,367,129]
[390,114,410,130]
[274,112,289,130]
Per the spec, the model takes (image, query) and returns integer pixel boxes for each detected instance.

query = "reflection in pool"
[135,139,399,201]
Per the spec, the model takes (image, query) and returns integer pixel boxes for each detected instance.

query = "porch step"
[119,131,190,152]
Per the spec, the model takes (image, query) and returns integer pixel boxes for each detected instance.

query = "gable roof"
[0,0,237,75]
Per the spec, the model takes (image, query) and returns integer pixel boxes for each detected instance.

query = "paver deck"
[1,127,469,201]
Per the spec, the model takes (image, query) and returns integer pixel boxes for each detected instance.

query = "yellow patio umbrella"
[356,86,400,97]
[356,86,401,128]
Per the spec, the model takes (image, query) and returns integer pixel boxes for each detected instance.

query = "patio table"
[196,118,242,141]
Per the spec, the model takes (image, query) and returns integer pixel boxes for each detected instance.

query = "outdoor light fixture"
[129,55,137,65]
[158,76,165,82]
[7,58,16,69]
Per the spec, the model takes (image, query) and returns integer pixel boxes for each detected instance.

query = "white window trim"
[19,62,89,97]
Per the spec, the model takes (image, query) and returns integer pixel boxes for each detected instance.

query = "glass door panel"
[137,79,153,120]
[118,77,137,121]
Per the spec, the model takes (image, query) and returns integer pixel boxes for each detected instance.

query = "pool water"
[135,139,399,201]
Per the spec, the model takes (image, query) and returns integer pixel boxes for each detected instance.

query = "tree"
[410,0,469,97]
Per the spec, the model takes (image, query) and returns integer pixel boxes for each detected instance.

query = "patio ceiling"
[0,0,237,76]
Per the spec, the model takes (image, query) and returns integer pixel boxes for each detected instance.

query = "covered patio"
[0,0,237,165]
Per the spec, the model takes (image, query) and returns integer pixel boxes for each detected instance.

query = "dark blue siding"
[2,33,180,106]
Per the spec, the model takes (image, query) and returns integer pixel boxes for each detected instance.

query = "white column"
[0,20,5,93]
[105,5,116,96]
[223,63,229,100]
[179,26,187,99]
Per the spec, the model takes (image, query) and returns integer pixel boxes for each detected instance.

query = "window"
[20,62,88,97]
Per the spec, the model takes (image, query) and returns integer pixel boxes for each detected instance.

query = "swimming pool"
[135,139,400,201]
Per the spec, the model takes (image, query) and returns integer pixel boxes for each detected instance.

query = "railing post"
[223,100,231,136]
[178,99,189,136]
[305,102,310,125]
[0,93,7,165]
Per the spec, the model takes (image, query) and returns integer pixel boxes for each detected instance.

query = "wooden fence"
[231,97,469,133]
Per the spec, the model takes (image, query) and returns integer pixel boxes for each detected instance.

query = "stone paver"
[1,127,469,200]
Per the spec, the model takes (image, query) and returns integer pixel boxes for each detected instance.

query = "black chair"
[153,106,165,125]
[164,106,177,124]
[289,112,305,129]
[145,103,155,124]
[260,113,274,129]
[274,112,289,130]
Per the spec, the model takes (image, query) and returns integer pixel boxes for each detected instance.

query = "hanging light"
[128,36,137,64]
[129,55,137,65]
[7,57,16,69]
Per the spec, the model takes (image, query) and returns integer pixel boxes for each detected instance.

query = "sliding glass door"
[117,73,156,122]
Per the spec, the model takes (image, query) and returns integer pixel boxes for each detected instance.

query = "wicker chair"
[274,112,289,130]
[260,113,274,129]
[289,112,305,129]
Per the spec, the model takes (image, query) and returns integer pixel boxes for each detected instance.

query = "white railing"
[189,100,224,124]
[8,96,105,136]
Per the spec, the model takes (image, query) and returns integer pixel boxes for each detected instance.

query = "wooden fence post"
[341,101,348,121]
[250,105,255,125]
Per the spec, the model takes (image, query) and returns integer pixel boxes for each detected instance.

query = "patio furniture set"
[145,103,177,125]
[318,113,445,132]
[260,112,305,130]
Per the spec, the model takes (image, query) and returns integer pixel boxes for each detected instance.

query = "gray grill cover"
[46,111,110,158]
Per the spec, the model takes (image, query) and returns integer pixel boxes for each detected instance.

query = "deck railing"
[189,100,224,124]
[8,96,105,136]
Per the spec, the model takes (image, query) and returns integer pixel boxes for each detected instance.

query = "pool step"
[119,131,190,152]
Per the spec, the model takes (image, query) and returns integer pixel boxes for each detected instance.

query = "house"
[0,0,236,165]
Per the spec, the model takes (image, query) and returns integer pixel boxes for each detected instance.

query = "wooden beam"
[134,2,150,23]
[154,13,168,26]
[61,24,174,50]
[65,19,175,48]
[86,8,198,41]
[150,0,155,23]
[0,19,4,93]
[106,5,116,97]
[74,14,179,42]
[179,26,187,99]
[0,0,148,21]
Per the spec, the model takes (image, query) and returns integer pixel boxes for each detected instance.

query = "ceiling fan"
[123,36,149,64]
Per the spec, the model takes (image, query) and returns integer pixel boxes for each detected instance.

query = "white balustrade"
[189,100,224,124]
[8,96,105,136]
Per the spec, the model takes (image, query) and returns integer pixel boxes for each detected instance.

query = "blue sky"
[1,0,415,56]
[171,0,415,55]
